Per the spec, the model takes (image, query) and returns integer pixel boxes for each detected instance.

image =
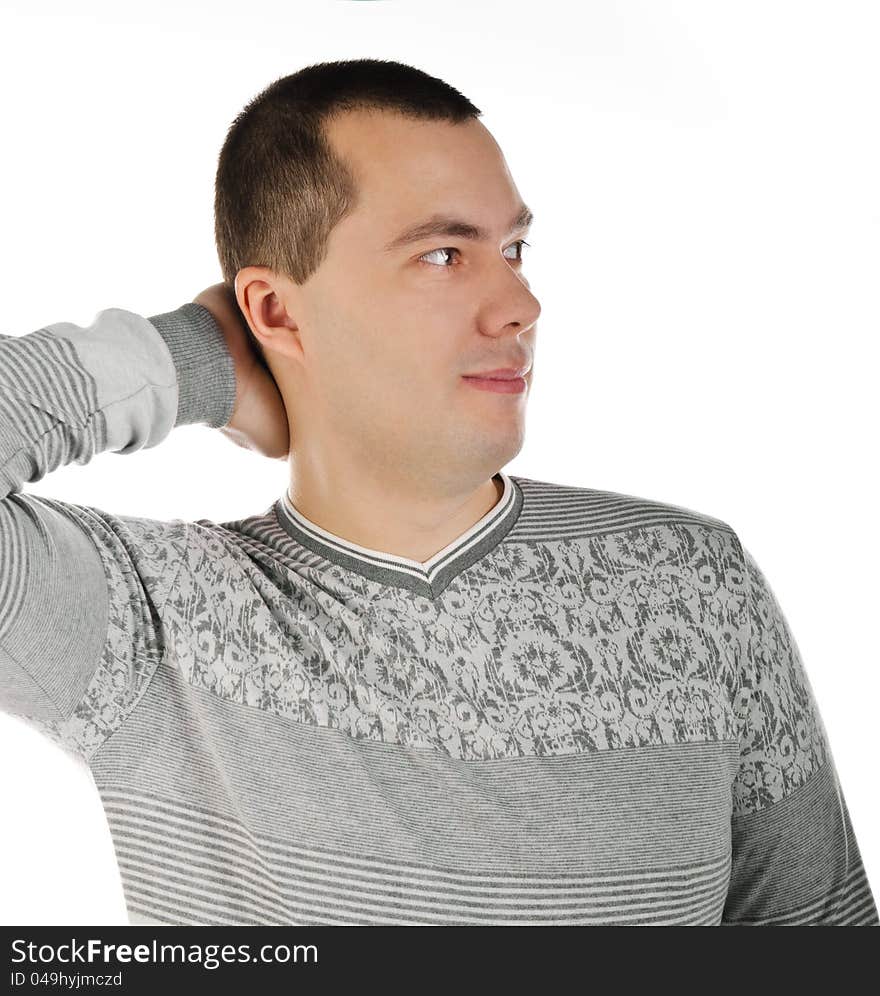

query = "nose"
[488,272,541,339]
[524,286,541,325]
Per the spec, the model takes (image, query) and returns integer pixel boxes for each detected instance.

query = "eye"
[505,239,531,263]
[417,239,531,268]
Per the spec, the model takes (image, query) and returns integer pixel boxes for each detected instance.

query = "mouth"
[462,366,531,381]
[462,370,529,394]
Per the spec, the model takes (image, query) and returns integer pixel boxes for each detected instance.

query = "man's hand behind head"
[193,282,290,460]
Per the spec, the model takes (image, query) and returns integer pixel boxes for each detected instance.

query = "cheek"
[320,287,465,398]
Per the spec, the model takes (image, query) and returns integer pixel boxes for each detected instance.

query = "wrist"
[147,302,237,428]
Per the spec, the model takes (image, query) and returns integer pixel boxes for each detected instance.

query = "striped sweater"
[0,302,876,926]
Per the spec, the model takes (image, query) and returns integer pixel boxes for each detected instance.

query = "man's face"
[284,109,541,491]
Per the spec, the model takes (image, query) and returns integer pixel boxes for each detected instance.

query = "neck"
[285,450,505,566]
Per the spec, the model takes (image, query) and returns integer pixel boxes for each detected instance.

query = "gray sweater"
[0,303,876,925]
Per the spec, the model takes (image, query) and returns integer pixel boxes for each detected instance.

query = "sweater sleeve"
[0,302,236,762]
[721,542,878,925]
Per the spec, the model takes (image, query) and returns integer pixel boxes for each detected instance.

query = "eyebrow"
[383,203,534,253]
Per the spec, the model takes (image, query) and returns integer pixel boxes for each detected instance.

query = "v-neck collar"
[273,471,523,599]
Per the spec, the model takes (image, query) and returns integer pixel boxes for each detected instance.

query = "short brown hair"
[214,59,481,353]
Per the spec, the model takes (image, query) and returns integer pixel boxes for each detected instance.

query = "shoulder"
[509,473,740,540]
[159,508,283,619]
[18,497,191,621]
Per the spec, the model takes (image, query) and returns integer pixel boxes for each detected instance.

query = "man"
[0,58,876,926]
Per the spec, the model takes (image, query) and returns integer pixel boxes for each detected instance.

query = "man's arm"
[0,301,235,761]
[721,541,878,925]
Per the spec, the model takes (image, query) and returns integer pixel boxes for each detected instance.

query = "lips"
[463,366,530,380]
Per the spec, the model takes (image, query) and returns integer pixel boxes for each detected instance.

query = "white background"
[0,0,877,925]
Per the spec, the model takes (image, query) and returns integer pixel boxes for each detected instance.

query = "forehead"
[323,109,521,233]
